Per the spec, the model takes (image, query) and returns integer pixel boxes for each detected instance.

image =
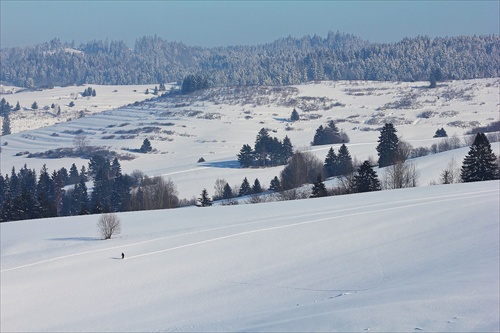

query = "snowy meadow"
[1,79,499,331]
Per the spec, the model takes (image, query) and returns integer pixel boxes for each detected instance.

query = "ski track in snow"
[1,188,497,273]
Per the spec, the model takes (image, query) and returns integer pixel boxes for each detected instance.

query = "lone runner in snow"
[121,252,125,259]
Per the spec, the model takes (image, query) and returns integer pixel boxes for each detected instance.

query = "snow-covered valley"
[1,78,499,331]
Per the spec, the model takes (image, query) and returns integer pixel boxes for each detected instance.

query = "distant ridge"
[1,32,498,88]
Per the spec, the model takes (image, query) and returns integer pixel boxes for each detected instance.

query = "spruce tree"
[198,188,212,207]
[254,128,271,166]
[310,174,328,198]
[461,133,499,182]
[237,144,254,167]
[282,136,294,163]
[337,144,353,176]
[376,123,399,167]
[2,113,11,136]
[239,177,252,196]
[353,161,381,193]
[269,176,281,192]
[312,125,327,145]
[222,183,233,199]
[140,138,152,153]
[290,108,299,122]
[68,163,80,185]
[324,147,338,177]
[252,178,262,194]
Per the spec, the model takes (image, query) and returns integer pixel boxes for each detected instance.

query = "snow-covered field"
[1,78,499,331]
[1,78,499,199]
[1,181,499,332]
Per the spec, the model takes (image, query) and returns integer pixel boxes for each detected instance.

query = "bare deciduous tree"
[98,213,121,240]
[213,178,227,201]
[73,133,89,154]
[130,176,179,210]
[439,157,460,184]
[382,160,420,190]
[280,151,323,191]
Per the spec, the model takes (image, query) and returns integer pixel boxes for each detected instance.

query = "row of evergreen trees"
[237,128,294,167]
[0,154,180,222]
[1,33,498,88]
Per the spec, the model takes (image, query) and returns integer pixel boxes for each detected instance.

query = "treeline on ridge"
[1,32,498,88]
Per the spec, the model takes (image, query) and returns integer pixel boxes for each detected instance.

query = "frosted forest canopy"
[1,32,499,89]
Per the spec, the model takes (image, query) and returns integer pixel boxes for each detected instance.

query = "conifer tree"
[68,163,80,185]
[269,176,281,192]
[140,138,152,153]
[239,177,252,196]
[282,136,294,162]
[324,147,338,177]
[252,178,262,194]
[254,128,272,166]
[461,133,499,182]
[2,113,11,136]
[237,144,254,167]
[337,143,353,176]
[290,108,299,122]
[198,188,212,207]
[310,174,328,198]
[376,123,399,167]
[222,183,233,199]
[353,161,381,193]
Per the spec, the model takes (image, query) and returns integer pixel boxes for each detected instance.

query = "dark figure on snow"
[121,252,125,259]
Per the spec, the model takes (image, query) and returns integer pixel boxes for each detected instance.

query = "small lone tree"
[140,138,152,153]
[290,108,299,122]
[98,213,121,240]
[197,188,213,207]
[433,128,448,138]
[73,133,89,154]
[31,101,38,110]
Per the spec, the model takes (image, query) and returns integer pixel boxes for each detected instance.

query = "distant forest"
[1,32,499,88]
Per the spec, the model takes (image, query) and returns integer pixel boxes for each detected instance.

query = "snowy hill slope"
[1,79,499,199]
[1,180,499,332]
[0,78,499,332]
